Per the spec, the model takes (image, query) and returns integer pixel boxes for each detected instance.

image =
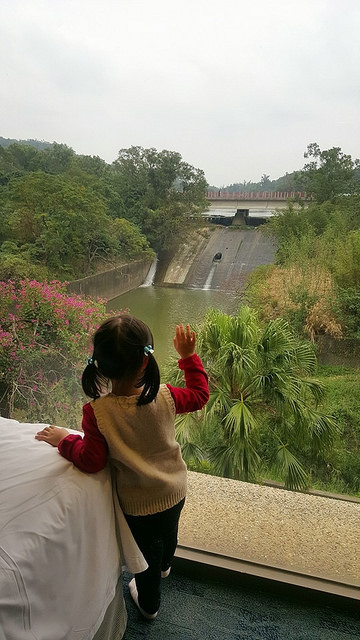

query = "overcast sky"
[1,0,360,186]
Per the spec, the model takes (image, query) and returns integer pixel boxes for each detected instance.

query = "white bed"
[0,417,145,640]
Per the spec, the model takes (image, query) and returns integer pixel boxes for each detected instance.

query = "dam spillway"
[161,227,276,291]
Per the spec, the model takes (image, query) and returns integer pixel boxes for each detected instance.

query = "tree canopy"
[297,142,360,202]
[0,170,152,281]
[0,142,207,279]
[111,146,207,252]
[211,142,360,200]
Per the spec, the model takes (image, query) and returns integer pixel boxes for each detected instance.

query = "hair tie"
[144,345,154,356]
[87,356,94,365]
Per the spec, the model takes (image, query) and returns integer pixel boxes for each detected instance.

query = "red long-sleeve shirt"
[58,354,209,474]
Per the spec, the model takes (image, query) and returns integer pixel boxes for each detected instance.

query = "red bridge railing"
[206,191,307,200]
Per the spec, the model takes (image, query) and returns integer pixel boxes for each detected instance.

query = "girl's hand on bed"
[35,425,69,447]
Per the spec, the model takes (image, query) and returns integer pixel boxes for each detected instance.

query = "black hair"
[82,314,160,406]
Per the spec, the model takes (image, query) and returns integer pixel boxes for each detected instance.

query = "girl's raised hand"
[173,324,196,359]
[35,425,69,447]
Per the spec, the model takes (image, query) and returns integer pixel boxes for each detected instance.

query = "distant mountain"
[0,136,53,150]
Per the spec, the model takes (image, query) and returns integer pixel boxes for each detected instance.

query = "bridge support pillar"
[233,209,249,225]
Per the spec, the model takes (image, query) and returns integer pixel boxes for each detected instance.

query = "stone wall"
[66,259,152,301]
[316,335,360,367]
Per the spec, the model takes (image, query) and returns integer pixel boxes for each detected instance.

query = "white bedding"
[0,417,140,640]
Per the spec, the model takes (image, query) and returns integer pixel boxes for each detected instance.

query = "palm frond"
[260,317,296,355]
[292,342,317,374]
[179,303,339,492]
[231,306,260,348]
[205,388,233,416]
[275,444,309,490]
[246,373,270,397]
[207,440,260,481]
[222,399,257,442]
[180,441,205,465]
[198,309,230,356]
[306,409,340,451]
[300,377,326,405]
[223,344,258,376]
[175,412,202,445]
[260,319,317,375]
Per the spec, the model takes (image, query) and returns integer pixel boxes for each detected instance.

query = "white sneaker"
[129,578,158,620]
[161,567,171,578]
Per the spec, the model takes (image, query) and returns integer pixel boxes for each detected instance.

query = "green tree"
[69,153,109,178]
[299,142,359,202]
[1,143,42,173]
[263,195,360,339]
[39,143,75,174]
[171,307,338,490]
[4,172,112,277]
[107,218,153,262]
[0,142,75,185]
[0,242,49,281]
[111,146,207,252]
[260,174,271,190]
[2,171,152,279]
[333,229,360,288]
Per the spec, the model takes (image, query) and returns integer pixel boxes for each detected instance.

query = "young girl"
[35,314,209,620]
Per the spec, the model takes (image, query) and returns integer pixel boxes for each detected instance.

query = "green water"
[107,286,238,369]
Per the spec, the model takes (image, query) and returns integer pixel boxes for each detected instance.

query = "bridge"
[206,191,308,202]
[203,191,307,226]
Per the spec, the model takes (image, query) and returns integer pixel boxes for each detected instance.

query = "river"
[107,285,238,369]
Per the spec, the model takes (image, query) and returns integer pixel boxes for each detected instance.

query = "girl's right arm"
[58,403,108,473]
[167,353,209,414]
[167,324,209,413]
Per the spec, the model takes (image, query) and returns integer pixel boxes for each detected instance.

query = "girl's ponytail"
[82,357,107,400]
[137,351,160,406]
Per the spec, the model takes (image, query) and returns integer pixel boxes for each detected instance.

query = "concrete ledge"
[178,471,360,598]
[262,479,360,504]
[66,259,152,300]
[175,545,360,601]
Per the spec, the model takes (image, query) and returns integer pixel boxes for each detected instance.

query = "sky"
[1,0,360,186]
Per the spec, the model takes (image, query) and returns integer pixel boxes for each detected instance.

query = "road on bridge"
[184,227,277,291]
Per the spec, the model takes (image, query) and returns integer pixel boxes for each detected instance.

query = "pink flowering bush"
[0,280,108,427]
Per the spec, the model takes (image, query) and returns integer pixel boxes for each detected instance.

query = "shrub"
[0,279,108,427]
[247,264,342,341]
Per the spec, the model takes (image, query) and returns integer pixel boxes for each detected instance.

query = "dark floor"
[122,560,360,640]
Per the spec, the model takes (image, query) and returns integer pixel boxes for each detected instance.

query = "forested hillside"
[0,136,53,150]
[0,141,207,281]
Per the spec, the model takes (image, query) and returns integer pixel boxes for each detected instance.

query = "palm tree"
[260,174,271,190]
[172,306,338,490]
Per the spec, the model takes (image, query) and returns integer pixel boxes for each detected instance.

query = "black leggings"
[125,498,185,614]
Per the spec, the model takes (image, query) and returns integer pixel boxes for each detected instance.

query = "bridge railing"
[206,191,308,200]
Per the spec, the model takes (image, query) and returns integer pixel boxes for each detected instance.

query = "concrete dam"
[67,228,276,301]
[158,227,277,292]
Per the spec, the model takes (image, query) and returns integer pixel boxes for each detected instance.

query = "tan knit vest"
[91,385,187,516]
